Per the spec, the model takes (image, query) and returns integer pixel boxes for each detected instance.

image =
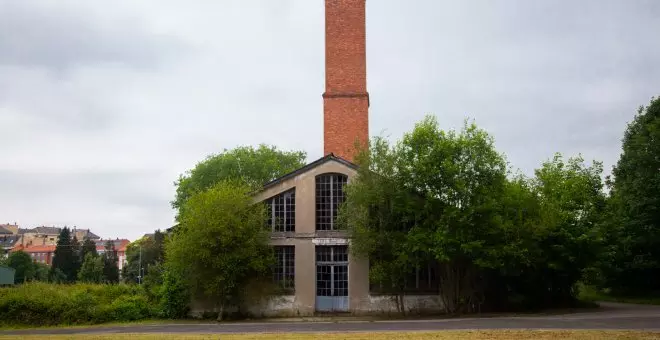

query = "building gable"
[254,153,357,202]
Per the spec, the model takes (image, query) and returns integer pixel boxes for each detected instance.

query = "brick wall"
[323,0,369,162]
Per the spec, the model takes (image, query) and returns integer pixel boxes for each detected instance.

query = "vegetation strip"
[1,330,660,340]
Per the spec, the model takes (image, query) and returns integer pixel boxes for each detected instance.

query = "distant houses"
[1,223,130,271]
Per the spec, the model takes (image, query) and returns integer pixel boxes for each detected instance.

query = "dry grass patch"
[2,330,659,340]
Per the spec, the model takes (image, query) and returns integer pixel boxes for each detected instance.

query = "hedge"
[0,282,159,326]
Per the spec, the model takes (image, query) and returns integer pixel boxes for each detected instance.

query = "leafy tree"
[522,154,606,306]
[6,251,35,283]
[165,180,273,320]
[123,230,165,284]
[51,227,78,282]
[102,241,120,284]
[172,144,306,221]
[344,116,511,313]
[603,96,660,294]
[49,268,67,283]
[34,263,50,282]
[78,253,105,283]
[160,268,190,319]
[80,237,97,263]
[342,115,606,313]
[71,235,81,278]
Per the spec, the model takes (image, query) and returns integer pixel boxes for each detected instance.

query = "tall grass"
[0,282,159,327]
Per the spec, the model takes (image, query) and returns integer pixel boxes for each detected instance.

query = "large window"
[316,174,348,231]
[274,246,295,291]
[265,189,295,232]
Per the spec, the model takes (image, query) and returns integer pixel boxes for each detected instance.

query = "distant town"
[1,222,132,273]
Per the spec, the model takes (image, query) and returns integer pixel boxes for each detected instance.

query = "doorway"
[315,245,349,312]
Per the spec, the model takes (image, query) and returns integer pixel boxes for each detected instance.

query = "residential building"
[0,235,20,259]
[95,239,130,272]
[15,245,56,266]
[0,223,18,235]
[17,226,99,247]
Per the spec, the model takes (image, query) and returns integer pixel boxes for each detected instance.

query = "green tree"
[51,227,78,282]
[343,116,512,314]
[78,253,105,283]
[172,144,306,221]
[165,180,273,320]
[34,263,50,282]
[342,115,605,313]
[80,237,97,263]
[102,241,120,284]
[71,234,81,278]
[603,96,660,294]
[524,154,606,305]
[6,251,35,283]
[123,230,165,284]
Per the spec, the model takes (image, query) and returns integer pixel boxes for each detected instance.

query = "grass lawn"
[578,284,660,305]
[1,331,659,340]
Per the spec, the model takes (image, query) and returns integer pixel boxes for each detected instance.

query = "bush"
[0,282,161,326]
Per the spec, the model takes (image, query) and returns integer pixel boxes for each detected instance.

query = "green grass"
[578,284,660,305]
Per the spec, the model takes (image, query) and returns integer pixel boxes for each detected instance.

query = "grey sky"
[1,0,658,240]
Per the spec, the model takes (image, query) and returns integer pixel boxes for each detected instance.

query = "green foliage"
[172,144,306,221]
[123,230,165,284]
[51,227,79,282]
[80,237,98,262]
[602,96,660,294]
[78,253,104,283]
[0,282,158,326]
[6,251,35,283]
[159,268,190,319]
[102,241,120,284]
[165,180,274,319]
[343,115,605,313]
[33,263,50,282]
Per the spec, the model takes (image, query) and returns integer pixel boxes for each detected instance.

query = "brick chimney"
[323,0,369,162]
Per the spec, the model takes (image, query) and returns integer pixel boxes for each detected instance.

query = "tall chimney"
[323,0,369,162]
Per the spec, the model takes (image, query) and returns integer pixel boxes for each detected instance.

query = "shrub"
[0,282,161,326]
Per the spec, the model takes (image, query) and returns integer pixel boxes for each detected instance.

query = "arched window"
[315,173,348,231]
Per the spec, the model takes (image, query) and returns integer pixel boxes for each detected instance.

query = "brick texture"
[323,0,369,162]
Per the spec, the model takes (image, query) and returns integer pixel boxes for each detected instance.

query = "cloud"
[1,0,659,240]
[0,1,184,72]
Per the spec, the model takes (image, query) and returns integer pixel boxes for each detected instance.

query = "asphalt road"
[2,302,659,335]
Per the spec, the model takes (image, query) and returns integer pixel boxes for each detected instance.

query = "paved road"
[2,302,659,335]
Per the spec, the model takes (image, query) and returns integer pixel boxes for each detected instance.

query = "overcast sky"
[1,0,659,240]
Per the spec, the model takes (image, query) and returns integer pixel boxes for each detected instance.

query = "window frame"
[273,245,295,292]
[264,189,296,232]
[315,173,348,231]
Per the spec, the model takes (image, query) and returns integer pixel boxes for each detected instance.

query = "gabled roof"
[0,226,12,235]
[0,235,20,248]
[259,153,357,192]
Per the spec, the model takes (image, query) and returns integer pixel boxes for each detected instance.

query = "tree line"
[148,97,659,318]
[3,97,657,319]
[2,227,120,284]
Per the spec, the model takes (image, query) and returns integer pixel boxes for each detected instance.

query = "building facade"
[191,0,443,316]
